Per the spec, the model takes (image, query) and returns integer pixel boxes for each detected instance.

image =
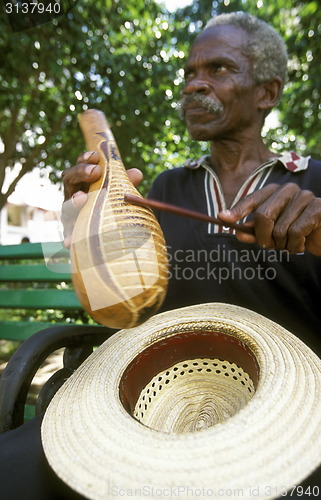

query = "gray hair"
[204,12,288,85]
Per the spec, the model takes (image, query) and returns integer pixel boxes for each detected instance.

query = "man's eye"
[213,65,227,73]
[184,70,194,80]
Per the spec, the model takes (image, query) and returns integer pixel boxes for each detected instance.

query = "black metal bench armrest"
[0,324,116,433]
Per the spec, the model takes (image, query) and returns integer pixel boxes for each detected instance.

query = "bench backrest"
[0,242,82,341]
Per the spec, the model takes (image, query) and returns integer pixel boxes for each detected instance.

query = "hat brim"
[41,303,321,500]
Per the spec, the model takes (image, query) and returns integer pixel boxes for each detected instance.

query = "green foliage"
[277,0,321,157]
[0,0,192,202]
[0,306,92,324]
[1,0,320,211]
[218,0,321,158]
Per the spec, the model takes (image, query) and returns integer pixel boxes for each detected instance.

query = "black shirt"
[148,154,321,357]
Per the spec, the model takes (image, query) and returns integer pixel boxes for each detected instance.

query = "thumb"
[218,208,242,223]
[219,184,279,222]
[127,168,143,187]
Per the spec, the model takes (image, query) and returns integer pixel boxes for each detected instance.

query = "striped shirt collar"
[185,152,310,235]
[183,151,310,172]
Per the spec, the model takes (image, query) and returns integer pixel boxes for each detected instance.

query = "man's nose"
[183,77,211,95]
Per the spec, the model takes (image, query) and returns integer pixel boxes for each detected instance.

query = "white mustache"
[177,93,224,119]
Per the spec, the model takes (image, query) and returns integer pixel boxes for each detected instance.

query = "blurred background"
[1,0,320,244]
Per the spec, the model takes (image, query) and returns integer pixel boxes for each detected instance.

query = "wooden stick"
[124,194,255,236]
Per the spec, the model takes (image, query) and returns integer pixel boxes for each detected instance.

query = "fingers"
[289,199,321,255]
[234,221,257,244]
[218,183,321,254]
[270,190,314,252]
[218,184,280,246]
[76,151,100,165]
[61,192,88,248]
[219,184,280,222]
[62,165,142,204]
[63,163,102,201]
[63,153,143,200]
[63,151,101,201]
[127,168,143,187]
[61,151,100,247]
[61,149,144,248]
[252,184,304,249]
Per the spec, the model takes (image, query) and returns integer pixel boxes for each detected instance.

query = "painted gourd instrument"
[70,109,168,329]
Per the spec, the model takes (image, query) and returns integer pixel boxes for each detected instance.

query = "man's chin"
[188,127,214,141]
[186,120,220,141]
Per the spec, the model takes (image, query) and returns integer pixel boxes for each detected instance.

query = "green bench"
[0,242,115,432]
[0,241,82,340]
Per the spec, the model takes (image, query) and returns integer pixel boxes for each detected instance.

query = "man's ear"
[256,77,283,112]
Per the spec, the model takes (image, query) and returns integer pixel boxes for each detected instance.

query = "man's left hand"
[218,183,321,256]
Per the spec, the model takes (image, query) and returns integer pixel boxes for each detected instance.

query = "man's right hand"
[61,151,143,248]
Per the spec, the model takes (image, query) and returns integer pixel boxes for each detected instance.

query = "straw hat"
[41,303,321,500]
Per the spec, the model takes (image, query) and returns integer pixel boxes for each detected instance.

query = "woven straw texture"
[134,358,255,432]
[41,303,321,500]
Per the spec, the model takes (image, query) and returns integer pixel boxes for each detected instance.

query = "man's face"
[181,24,260,141]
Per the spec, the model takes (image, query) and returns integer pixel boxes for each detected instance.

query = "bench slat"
[0,321,79,341]
[0,290,81,309]
[0,264,72,282]
[0,242,69,260]
[0,242,89,425]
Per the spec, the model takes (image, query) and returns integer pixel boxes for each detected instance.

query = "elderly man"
[0,11,320,500]
[63,12,321,357]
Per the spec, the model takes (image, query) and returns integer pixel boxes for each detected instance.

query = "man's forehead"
[188,24,250,59]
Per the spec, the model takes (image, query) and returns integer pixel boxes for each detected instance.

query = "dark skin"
[62,24,321,256]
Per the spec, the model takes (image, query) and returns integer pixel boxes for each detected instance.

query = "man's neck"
[208,137,278,178]
[207,137,279,208]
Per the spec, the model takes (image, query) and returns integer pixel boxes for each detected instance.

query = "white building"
[0,168,64,245]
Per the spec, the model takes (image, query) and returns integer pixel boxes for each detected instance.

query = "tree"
[268,0,321,158]
[1,0,321,213]
[0,0,190,207]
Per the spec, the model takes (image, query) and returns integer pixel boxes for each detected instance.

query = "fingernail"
[71,191,88,210]
[83,151,95,161]
[220,210,231,216]
[85,165,97,177]
[71,192,82,206]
